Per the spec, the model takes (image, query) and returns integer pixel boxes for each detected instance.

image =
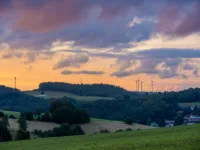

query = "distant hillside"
[164,88,200,103]
[0,85,49,112]
[25,90,113,101]
[38,82,137,97]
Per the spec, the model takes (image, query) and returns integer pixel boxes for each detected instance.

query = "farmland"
[0,110,20,118]
[24,90,113,101]
[1,124,199,150]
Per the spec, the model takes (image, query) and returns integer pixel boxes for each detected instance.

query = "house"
[184,115,200,124]
[165,120,174,127]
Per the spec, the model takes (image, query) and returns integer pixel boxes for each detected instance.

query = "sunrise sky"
[0,0,200,91]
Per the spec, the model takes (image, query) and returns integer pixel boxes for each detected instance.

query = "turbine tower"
[141,81,143,92]
[14,77,16,90]
[151,81,154,92]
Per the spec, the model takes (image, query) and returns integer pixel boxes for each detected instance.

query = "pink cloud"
[157,3,200,36]
[13,0,88,32]
[9,0,143,32]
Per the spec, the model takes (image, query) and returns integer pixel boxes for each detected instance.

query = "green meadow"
[1,124,199,150]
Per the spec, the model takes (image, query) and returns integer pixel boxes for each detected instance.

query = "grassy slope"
[1,124,200,150]
[0,110,20,118]
[24,90,113,101]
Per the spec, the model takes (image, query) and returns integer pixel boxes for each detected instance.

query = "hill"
[0,85,49,112]
[24,90,113,101]
[38,82,137,97]
[1,124,199,150]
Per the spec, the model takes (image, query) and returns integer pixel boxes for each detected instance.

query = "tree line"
[0,99,89,142]
[39,82,135,97]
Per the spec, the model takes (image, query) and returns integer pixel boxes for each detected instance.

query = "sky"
[0,0,200,92]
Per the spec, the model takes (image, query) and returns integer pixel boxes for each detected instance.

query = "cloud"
[107,48,200,79]
[1,52,23,59]
[183,63,195,70]
[5,0,144,33]
[157,2,200,37]
[54,53,89,69]
[61,70,104,75]
[193,69,199,77]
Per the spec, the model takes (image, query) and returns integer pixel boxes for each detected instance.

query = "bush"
[0,116,12,142]
[9,115,16,119]
[0,111,4,118]
[24,112,33,121]
[32,124,85,138]
[72,125,84,135]
[51,107,77,124]
[53,123,72,137]
[124,117,134,125]
[115,129,123,132]
[40,113,51,122]
[125,128,132,131]
[15,115,30,141]
[100,129,110,133]
[15,130,30,140]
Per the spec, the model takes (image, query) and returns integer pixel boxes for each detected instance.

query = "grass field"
[0,110,20,118]
[1,124,199,150]
[24,90,113,101]
[179,102,200,107]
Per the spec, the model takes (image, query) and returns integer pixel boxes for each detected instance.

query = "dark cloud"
[183,63,195,70]
[0,0,199,51]
[61,70,104,75]
[54,53,89,70]
[157,1,200,37]
[107,48,200,79]
[193,69,199,77]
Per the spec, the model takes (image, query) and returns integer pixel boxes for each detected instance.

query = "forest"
[0,83,200,127]
[38,82,135,97]
[0,85,49,112]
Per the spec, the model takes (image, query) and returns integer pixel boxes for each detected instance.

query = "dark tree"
[0,116,12,142]
[24,112,33,121]
[40,112,51,122]
[18,115,27,131]
[72,125,84,135]
[0,111,4,118]
[15,115,30,140]
[51,107,76,124]
[124,117,134,125]
[174,115,184,126]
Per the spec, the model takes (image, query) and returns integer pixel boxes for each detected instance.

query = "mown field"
[1,124,200,150]
[0,110,20,118]
[24,90,113,101]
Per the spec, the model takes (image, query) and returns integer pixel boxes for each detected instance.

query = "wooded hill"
[0,85,48,112]
[38,82,136,97]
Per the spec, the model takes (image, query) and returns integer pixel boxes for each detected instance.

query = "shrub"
[32,124,85,138]
[15,130,30,141]
[9,115,16,119]
[40,113,51,122]
[72,125,84,135]
[125,128,132,131]
[24,112,33,121]
[115,129,123,132]
[0,111,4,118]
[124,117,134,125]
[53,123,72,137]
[100,129,110,133]
[0,116,12,142]
[51,107,77,124]
[15,115,30,141]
